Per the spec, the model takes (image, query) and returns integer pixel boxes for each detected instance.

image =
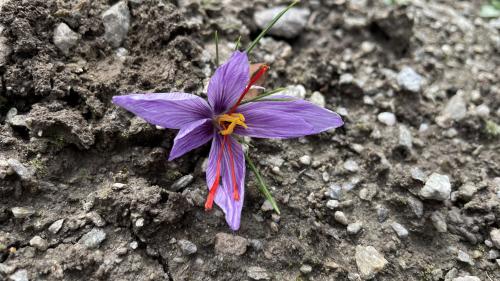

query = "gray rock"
[0,25,11,67]
[397,66,424,93]
[334,211,349,226]
[431,211,447,233]
[420,173,451,201]
[452,276,480,281]
[391,222,409,238]
[11,207,35,218]
[309,92,326,108]
[247,266,270,280]
[437,93,467,126]
[9,269,28,281]
[78,228,106,249]
[347,222,363,235]
[170,174,194,191]
[326,184,342,200]
[299,264,313,274]
[299,155,311,166]
[490,228,500,249]
[254,7,310,38]
[102,1,130,47]
[326,200,339,210]
[355,245,388,280]
[398,125,413,149]
[344,159,359,173]
[6,108,28,128]
[214,233,248,256]
[376,205,389,223]
[29,236,48,251]
[53,22,80,55]
[488,249,499,260]
[457,182,477,201]
[86,211,106,227]
[407,196,424,218]
[178,239,197,255]
[7,159,33,181]
[48,219,64,234]
[261,200,274,212]
[377,112,396,126]
[410,167,426,182]
[282,85,306,99]
[456,250,473,265]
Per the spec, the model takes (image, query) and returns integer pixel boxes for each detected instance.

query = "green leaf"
[240,87,287,104]
[480,5,500,18]
[245,152,280,215]
[234,35,241,51]
[214,30,219,66]
[246,0,300,54]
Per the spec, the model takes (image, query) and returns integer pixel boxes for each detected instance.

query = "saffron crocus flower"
[112,51,343,230]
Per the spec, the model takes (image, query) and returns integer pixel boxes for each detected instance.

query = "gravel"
[391,222,409,239]
[7,159,32,181]
[29,236,48,251]
[78,228,107,249]
[397,66,424,93]
[8,270,28,281]
[334,211,349,226]
[299,264,313,274]
[102,1,130,47]
[170,174,194,191]
[452,276,480,281]
[309,91,326,108]
[254,7,310,38]
[377,112,397,126]
[347,222,363,235]
[48,219,64,234]
[431,211,447,233]
[214,233,248,256]
[247,266,270,280]
[299,155,311,165]
[355,245,388,280]
[419,173,451,201]
[11,207,35,218]
[53,23,80,55]
[490,229,500,249]
[178,239,197,255]
[456,250,473,265]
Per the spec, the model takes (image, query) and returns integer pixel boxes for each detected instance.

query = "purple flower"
[112,51,343,230]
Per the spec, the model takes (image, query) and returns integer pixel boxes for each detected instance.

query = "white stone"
[282,85,306,99]
[391,222,409,238]
[377,112,396,126]
[48,219,64,234]
[254,7,310,38]
[53,23,80,55]
[102,1,130,47]
[420,173,451,201]
[29,236,48,251]
[309,91,326,107]
[397,66,424,93]
[299,155,311,166]
[355,245,388,280]
[490,228,500,249]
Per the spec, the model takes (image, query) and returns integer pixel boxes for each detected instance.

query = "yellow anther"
[218,113,248,135]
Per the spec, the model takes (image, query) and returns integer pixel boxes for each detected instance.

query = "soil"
[1,0,499,280]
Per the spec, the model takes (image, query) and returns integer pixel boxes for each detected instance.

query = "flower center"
[217,113,248,135]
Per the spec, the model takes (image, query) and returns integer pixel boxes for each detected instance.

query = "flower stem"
[245,152,281,215]
[246,0,300,54]
[234,35,241,51]
[240,87,287,104]
[215,30,219,66]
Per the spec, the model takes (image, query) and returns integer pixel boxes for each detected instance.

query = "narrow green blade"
[215,30,219,66]
[240,87,287,104]
[245,152,280,215]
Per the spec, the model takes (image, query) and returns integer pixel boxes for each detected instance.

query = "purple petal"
[206,134,245,230]
[168,119,215,161]
[235,97,344,138]
[207,51,249,114]
[112,92,212,129]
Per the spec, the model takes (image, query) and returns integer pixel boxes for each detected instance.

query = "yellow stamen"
[218,113,248,135]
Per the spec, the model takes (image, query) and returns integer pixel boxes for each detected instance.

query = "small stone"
[135,218,144,228]
[397,66,424,93]
[431,211,447,233]
[309,92,326,108]
[282,85,306,99]
[410,167,426,182]
[326,184,342,200]
[488,249,499,260]
[299,155,311,166]
[6,108,28,128]
[407,196,424,218]
[490,229,500,249]
[178,239,197,255]
[376,205,389,223]
[261,200,274,212]
[377,112,396,126]
[300,264,313,274]
[214,233,248,256]
[29,236,48,251]
[347,222,363,235]
[326,200,339,210]
[78,228,106,249]
[130,241,139,250]
[334,211,349,226]
[456,182,477,201]
[456,250,473,265]
[398,125,413,149]
[170,174,194,191]
[249,239,264,252]
[9,270,28,281]
[452,276,480,281]
[391,222,409,239]
[86,211,106,227]
[247,266,270,280]
[355,245,388,280]
[53,23,80,55]
[254,7,310,38]
[474,104,490,117]
[7,159,33,181]
[420,173,451,201]
[437,93,467,126]
[48,219,64,234]
[344,159,359,173]
[11,207,35,218]
[102,1,130,47]
[112,183,127,190]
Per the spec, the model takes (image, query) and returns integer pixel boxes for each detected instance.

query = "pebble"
[214,233,248,256]
[78,228,106,249]
[410,167,426,182]
[86,211,106,227]
[300,264,313,274]
[130,241,139,250]
[102,1,130,47]
[309,92,326,108]
[11,207,35,218]
[48,219,64,234]
[7,159,32,181]
[407,196,424,218]
[326,200,339,210]
[376,205,389,223]
[377,112,396,126]
[343,159,359,173]
[355,245,388,280]
[398,125,413,149]
[29,236,48,251]
[397,66,424,93]
[170,174,194,191]
[334,211,349,226]
[6,108,28,128]
[53,23,80,55]
[431,211,447,233]
[474,104,490,117]
[452,276,480,281]
[488,249,499,260]
[326,184,342,200]
[456,250,473,265]
[419,173,451,201]
[261,200,274,212]
[437,93,467,126]
[9,269,28,281]
[247,266,270,280]
[299,155,311,166]
[490,228,500,249]
[456,182,477,201]
[347,222,363,235]
[282,85,306,99]
[391,222,409,239]
[178,239,197,255]
[254,7,310,38]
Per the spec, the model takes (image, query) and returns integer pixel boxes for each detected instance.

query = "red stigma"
[229,65,269,114]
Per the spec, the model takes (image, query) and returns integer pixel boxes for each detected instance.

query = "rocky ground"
[0,0,500,280]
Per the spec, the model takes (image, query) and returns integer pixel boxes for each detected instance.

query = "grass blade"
[235,35,241,51]
[241,87,287,104]
[245,152,280,215]
[246,0,299,54]
[215,30,219,66]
